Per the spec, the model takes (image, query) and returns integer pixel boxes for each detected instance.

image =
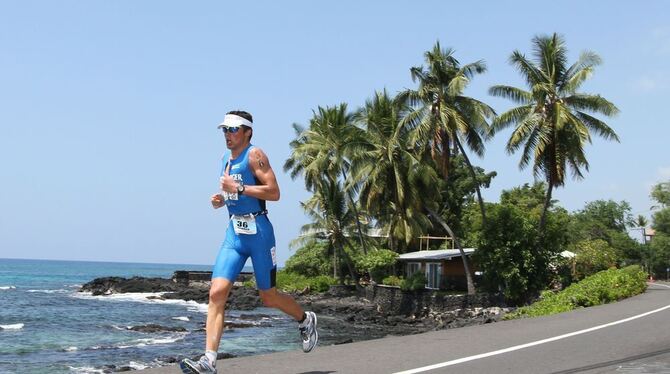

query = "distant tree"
[284,241,332,277]
[284,104,370,255]
[399,41,495,226]
[648,233,670,278]
[475,203,569,304]
[567,200,638,265]
[351,91,437,252]
[500,182,552,212]
[652,209,670,236]
[354,249,399,283]
[635,215,649,244]
[573,239,619,280]
[651,180,670,208]
[651,180,670,235]
[438,155,496,247]
[295,179,360,285]
[577,200,634,232]
[490,33,619,230]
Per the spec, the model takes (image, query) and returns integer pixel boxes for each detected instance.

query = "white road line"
[394,291,670,373]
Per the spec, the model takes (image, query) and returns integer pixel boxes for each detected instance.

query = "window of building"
[426,262,441,289]
[407,262,421,277]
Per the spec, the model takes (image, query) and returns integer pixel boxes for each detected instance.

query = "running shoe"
[180,355,217,374]
[299,311,318,353]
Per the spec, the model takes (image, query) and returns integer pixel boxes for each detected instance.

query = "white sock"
[205,350,217,366]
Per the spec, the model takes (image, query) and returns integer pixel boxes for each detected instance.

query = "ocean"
[0,258,302,373]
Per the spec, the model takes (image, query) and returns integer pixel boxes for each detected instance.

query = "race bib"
[232,215,257,235]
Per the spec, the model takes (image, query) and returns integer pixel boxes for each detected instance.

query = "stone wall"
[357,284,504,317]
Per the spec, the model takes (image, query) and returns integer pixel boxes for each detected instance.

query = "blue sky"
[1,1,668,266]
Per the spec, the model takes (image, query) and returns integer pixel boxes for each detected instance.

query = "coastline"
[78,273,511,372]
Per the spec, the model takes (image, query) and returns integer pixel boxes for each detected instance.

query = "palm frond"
[574,111,620,142]
[490,105,534,136]
[562,50,602,91]
[489,85,532,104]
[509,50,544,86]
[564,94,620,117]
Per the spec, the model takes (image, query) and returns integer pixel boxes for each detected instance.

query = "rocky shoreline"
[79,275,512,372]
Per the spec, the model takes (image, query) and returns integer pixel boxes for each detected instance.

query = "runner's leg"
[258,287,304,320]
[206,278,233,352]
[208,225,247,351]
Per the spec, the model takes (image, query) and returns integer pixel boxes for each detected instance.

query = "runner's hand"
[220,162,238,193]
[211,193,224,209]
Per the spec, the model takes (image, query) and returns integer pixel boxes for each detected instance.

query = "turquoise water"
[0,259,298,373]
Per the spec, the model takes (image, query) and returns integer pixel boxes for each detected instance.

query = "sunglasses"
[220,126,242,134]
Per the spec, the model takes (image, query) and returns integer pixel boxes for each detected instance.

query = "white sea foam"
[117,334,186,349]
[0,323,24,330]
[0,286,16,290]
[64,346,78,352]
[74,291,209,313]
[27,289,69,294]
[127,361,149,370]
[172,316,190,321]
[69,366,105,374]
[84,333,187,351]
[69,362,149,372]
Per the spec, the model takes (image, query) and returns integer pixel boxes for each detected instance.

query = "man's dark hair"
[227,110,253,140]
[226,110,253,123]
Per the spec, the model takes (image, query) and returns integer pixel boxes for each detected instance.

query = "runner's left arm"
[245,147,280,201]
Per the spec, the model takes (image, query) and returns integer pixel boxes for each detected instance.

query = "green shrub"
[242,271,337,293]
[400,272,426,291]
[276,271,337,293]
[284,242,332,277]
[355,249,398,282]
[382,275,402,287]
[506,265,647,319]
[475,203,569,305]
[573,239,619,280]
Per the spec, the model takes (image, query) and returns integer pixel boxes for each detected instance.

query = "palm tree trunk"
[338,242,360,286]
[426,207,475,295]
[539,181,553,231]
[454,137,487,227]
[341,170,368,255]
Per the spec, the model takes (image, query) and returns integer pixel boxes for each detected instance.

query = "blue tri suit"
[212,144,277,290]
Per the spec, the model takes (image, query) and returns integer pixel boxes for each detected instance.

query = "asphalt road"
[142,282,670,374]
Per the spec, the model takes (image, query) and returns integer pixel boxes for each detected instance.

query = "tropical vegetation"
[506,265,647,319]
[279,33,664,305]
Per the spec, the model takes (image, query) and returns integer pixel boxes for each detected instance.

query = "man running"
[180,111,318,374]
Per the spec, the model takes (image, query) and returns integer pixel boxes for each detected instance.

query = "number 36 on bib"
[232,215,257,235]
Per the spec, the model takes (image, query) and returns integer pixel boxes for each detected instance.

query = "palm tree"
[284,104,370,254]
[292,178,360,284]
[350,90,437,252]
[399,41,495,226]
[635,215,649,244]
[427,207,476,295]
[489,33,620,230]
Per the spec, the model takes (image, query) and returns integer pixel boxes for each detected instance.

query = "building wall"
[403,257,479,290]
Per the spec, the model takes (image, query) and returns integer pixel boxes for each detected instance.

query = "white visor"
[218,114,253,128]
